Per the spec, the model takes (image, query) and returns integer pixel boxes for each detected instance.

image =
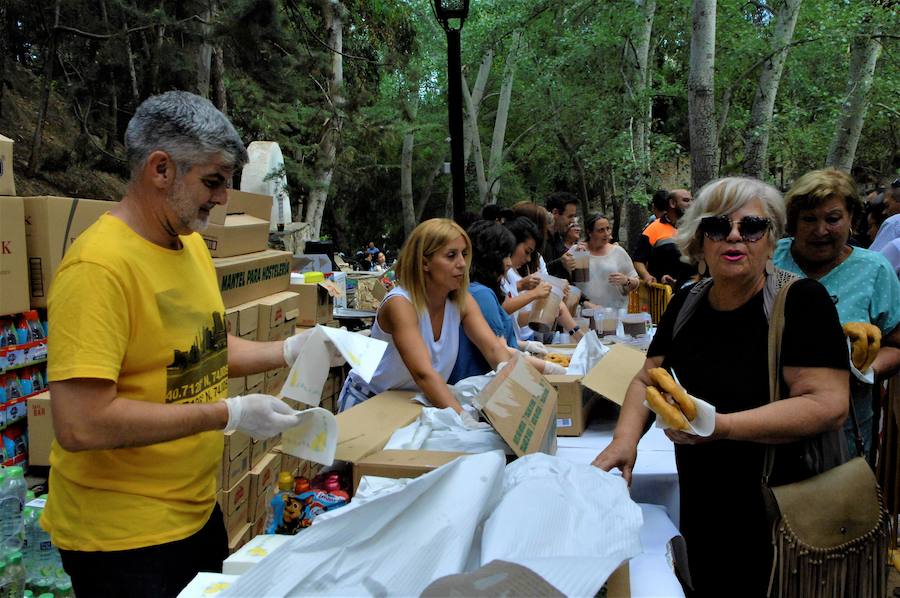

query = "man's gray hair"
[125,91,248,178]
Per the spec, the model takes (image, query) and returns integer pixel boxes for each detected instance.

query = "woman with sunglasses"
[593,177,849,596]
[773,168,900,460]
[578,213,640,311]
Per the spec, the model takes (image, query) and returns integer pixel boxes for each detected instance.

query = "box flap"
[356,449,468,470]
[210,189,273,225]
[581,344,646,406]
[476,354,557,457]
[0,134,13,143]
[220,213,269,228]
[335,391,421,463]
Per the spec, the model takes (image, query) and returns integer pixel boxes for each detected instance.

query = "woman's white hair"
[675,177,785,265]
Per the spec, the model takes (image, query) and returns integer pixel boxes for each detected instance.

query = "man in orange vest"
[633,188,694,287]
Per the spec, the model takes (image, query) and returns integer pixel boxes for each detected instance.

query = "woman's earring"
[697,258,707,276]
[765,258,774,275]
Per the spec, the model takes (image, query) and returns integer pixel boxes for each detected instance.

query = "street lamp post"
[433,0,470,224]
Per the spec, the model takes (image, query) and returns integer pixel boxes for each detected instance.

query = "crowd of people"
[39,88,900,597]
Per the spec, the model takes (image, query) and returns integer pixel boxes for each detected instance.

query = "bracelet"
[567,325,580,336]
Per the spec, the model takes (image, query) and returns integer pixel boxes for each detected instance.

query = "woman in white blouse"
[579,214,640,310]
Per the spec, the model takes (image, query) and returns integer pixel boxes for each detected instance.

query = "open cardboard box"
[542,343,647,436]
[336,355,558,491]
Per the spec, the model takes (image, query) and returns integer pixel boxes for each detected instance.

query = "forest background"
[0,0,897,254]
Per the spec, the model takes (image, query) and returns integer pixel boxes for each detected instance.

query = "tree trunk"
[826,24,882,172]
[462,50,493,165]
[400,80,419,238]
[98,0,119,150]
[123,18,140,101]
[486,31,522,204]
[416,152,446,223]
[742,0,802,179]
[196,0,213,98]
[305,0,344,239]
[557,132,591,224]
[28,0,61,176]
[688,0,718,193]
[461,71,488,204]
[212,44,227,113]
[623,0,656,178]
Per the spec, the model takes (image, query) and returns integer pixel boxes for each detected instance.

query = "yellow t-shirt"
[43,214,227,551]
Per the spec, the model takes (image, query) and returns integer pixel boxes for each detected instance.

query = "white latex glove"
[223,394,303,440]
[494,361,509,374]
[543,361,567,375]
[523,340,548,356]
[282,329,346,367]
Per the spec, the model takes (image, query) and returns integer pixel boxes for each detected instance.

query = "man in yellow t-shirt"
[44,91,337,597]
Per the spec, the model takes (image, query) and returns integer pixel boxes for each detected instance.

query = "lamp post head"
[433,0,470,31]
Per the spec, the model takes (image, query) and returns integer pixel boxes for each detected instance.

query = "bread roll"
[648,367,697,421]
[646,386,689,431]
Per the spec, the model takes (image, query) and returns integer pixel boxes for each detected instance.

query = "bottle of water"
[35,495,62,581]
[7,550,26,596]
[0,558,8,597]
[0,466,26,556]
[22,505,40,587]
[54,579,73,597]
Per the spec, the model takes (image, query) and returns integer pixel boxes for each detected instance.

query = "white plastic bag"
[566,329,609,375]
[385,407,510,455]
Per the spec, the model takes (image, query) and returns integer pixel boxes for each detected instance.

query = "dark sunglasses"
[699,215,771,243]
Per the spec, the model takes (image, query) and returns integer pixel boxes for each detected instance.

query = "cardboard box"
[211,189,272,225]
[227,522,252,554]
[0,134,14,196]
[203,214,269,258]
[225,309,239,335]
[214,250,291,309]
[255,291,300,340]
[249,439,267,470]
[250,453,281,501]
[353,450,468,492]
[477,354,557,457]
[291,282,335,326]
[247,380,264,395]
[26,391,53,466]
[581,344,646,406]
[227,302,260,338]
[335,391,422,463]
[545,375,597,437]
[227,376,245,398]
[220,471,251,517]
[22,196,112,308]
[0,196,29,316]
[249,482,272,523]
[252,510,269,538]
[264,367,288,395]
[246,371,265,390]
[223,445,251,490]
[222,534,291,575]
[606,562,630,597]
[223,430,251,461]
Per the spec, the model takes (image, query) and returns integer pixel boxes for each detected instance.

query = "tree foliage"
[1,0,897,252]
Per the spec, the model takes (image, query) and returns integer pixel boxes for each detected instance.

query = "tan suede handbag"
[763,280,890,598]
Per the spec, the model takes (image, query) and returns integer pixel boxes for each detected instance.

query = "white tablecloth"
[556,420,681,527]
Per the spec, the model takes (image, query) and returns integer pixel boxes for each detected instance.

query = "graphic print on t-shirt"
[157,288,228,405]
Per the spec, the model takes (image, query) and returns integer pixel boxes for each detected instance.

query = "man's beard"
[168,180,209,233]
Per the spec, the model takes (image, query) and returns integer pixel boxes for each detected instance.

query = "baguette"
[648,367,697,421]
[645,386,689,431]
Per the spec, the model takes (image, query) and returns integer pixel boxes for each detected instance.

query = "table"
[556,420,681,527]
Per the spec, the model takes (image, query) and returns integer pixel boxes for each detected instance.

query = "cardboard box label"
[476,355,557,457]
[26,392,53,467]
[214,250,291,309]
[0,196,29,315]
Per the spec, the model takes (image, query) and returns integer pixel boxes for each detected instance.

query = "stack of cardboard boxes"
[1,135,117,467]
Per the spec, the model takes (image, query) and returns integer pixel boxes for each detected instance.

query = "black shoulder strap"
[672,277,713,340]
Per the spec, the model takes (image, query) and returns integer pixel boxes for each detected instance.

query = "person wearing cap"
[44,91,341,596]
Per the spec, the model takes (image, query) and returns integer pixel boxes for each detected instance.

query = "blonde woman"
[338,219,510,414]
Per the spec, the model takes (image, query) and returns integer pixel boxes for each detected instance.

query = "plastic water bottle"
[0,559,8,597]
[22,505,41,585]
[54,579,73,597]
[7,550,26,596]
[0,466,27,556]
[32,497,57,580]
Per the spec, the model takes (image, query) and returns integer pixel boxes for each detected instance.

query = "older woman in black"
[593,177,849,597]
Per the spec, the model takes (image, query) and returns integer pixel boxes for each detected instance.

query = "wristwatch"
[567,325,581,336]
